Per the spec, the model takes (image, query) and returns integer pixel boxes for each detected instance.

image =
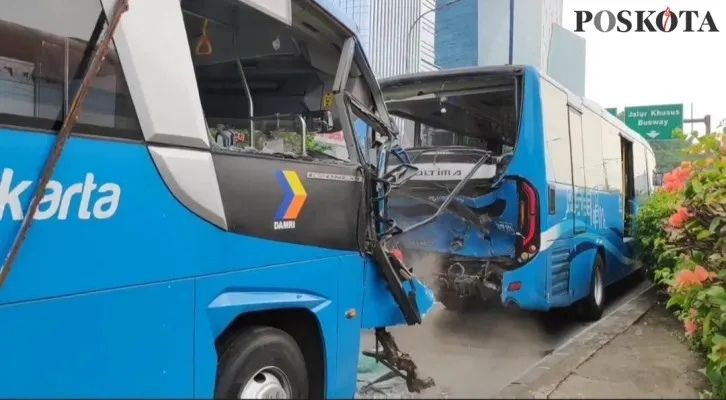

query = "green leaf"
[692,179,703,192]
[697,229,713,240]
[710,218,723,233]
[712,334,726,346]
[704,312,713,335]
[667,295,685,309]
[706,285,726,299]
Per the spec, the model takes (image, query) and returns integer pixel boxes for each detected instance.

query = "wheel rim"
[239,367,292,399]
[593,267,604,307]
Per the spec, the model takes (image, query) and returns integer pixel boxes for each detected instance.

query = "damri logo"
[0,168,120,221]
[575,7,719,33]
[274,170,307,230]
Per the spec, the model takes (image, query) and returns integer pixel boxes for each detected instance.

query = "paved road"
[359,273,651,398]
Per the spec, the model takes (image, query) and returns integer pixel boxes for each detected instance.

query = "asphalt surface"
[359,273,651,398]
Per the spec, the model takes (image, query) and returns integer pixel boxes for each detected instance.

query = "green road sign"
[623,104,683,140]
[605,108,617,116]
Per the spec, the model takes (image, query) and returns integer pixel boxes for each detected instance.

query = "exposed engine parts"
[433,255,515,305]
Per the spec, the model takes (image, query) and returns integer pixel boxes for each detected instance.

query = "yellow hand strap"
[195,19,213,56]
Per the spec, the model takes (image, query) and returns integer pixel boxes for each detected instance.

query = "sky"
[561,0,726,133]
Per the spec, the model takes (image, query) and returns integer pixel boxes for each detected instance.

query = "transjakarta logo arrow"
[275,170,307,221]
[646,130,660,138]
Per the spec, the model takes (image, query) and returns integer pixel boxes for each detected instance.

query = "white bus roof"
[537,69,654,153]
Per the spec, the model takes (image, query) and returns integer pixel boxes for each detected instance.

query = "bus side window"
[568,107,585,189]
[582,107,606,191]
[540,78,572,186]
[0,0,141,140]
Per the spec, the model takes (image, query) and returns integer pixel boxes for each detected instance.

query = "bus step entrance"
[362,328,435,393]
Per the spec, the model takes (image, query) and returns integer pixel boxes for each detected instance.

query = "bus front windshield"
[180,0,384,163]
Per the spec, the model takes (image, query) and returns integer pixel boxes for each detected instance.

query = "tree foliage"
[650,129,709,173]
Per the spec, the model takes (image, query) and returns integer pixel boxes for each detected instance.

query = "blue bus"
[0,0,435,398]
[382,66,657,320]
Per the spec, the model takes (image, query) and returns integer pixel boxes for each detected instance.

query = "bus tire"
[215,326,309,399]
[576,254,606,322]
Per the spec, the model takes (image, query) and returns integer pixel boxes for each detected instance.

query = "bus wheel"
[215,326,308,399]
[576,254,605,322]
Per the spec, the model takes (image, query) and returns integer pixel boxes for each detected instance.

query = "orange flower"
[662,181,680,192]
[668,207,690,228]
[675,269,700,288]
[674,266,712,289]
[674,167,691,181]
[684,319,698,336]
[705,157,714,166]
[693,265,710,283]
[661,166,691,192]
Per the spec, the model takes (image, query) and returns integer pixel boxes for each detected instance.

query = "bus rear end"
[381,67,546,311]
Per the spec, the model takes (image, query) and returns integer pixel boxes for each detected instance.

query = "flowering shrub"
[635,132,726,398]
[662,163,693,193]
[634,189,680,278]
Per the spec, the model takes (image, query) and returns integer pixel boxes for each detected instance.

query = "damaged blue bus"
[382,66,657,320]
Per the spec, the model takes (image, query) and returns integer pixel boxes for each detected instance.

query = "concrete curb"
[496,285,657,399]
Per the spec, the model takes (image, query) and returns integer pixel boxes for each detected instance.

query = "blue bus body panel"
[359,261,435,330]
[0,279,197,398]
[0,131,350,304]
[389,181,520,259]
[497,68,551,310]
[500,67,635,310]
[0,128,433,398]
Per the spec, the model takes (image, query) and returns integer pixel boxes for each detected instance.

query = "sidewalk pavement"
[498,288,708,399]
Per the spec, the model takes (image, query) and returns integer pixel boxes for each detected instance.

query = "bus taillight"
[518,180,539,252]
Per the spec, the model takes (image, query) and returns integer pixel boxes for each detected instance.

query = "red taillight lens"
[519,181,538,249]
